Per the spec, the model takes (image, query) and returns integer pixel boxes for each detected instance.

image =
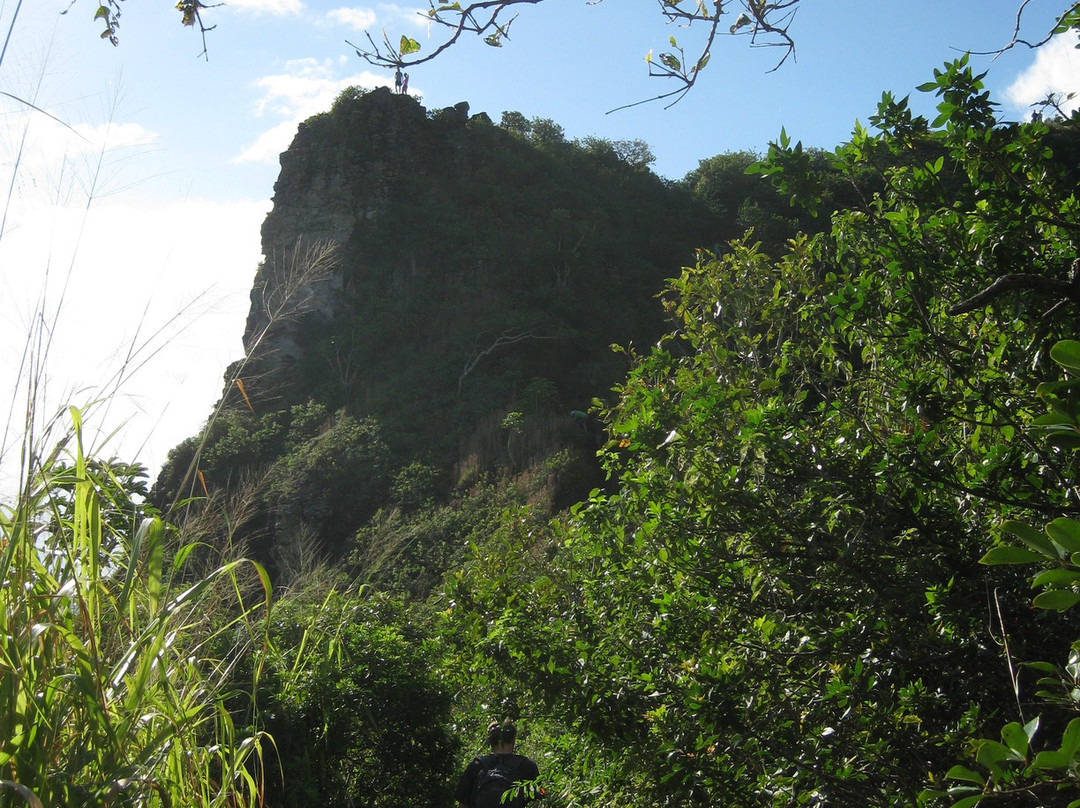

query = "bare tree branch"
[966,0,1080,58]
[350,0,800,111]
[948,261,1080,315]
[458,328,553,395]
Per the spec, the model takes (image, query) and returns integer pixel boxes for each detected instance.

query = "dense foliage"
[252,592,458,808]
[437,57,1080,806]
[27,9,1080,807]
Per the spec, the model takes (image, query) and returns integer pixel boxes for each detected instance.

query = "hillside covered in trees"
[5,31,1080,808]
[150,86,837,581]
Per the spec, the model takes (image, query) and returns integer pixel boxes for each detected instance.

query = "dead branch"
[458,328,553,395]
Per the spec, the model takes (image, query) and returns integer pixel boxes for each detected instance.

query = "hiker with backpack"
[454,718,541,808]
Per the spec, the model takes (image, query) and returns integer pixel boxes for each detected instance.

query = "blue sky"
[1,0,1078,487]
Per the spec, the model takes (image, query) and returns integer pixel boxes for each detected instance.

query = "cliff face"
[238,89,434,399]
[154,87,720,563]
[227,86,711,459]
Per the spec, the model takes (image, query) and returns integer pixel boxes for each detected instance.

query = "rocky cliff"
[153,86,721,565]
[225,87,712,458]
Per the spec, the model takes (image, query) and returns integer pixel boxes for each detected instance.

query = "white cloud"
[234,59,391,163]
[70,121,158,151]
[1005,33,1080,115]
[326,7,378,30]
[1,102,160,213]
[320,3,427,33]
[0,195,271,490]
[224,0,305,15]
[378,3,428,30]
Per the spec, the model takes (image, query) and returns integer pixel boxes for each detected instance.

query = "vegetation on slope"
[9,24,1080,808]
[434,58,1080,807]
[151,88,825,580]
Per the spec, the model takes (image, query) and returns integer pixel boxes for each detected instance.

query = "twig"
[993,587,1025,723]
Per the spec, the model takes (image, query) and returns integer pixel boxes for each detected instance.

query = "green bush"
[253,591,458,808]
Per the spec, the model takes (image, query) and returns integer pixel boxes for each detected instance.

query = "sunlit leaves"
[659,52,681,71]
[437,52,1080,808]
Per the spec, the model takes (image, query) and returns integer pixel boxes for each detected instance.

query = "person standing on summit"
[455,718,541,808]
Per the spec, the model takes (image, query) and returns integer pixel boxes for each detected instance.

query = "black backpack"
[472,754,523,808]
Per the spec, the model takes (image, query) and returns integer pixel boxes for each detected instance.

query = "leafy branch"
[78,0,220,57]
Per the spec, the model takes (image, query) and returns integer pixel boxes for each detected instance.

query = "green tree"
[925,340,1080,807]
[252,591,458,808]
[263,411,392,558]
[441,58,1080,807]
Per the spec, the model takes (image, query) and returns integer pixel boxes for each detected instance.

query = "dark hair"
[486,718,517,747]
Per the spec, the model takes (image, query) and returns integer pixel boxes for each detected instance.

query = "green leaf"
[1047,518,1080,554]
[1050,339,1080,374]
[1032,569,1080,588]
[1035,379,1080,397]
[975,739,1019,769]
[400,35,421,55]
[730,12,752,32]
[918,789,948,804]
[1024,661,1058,673]
[146,516,164,614]
[945,765,985,785]
[950,796,984,808]
[1033,413,1077,426]
[1001,520,1058,558]
[172,542,198,569]
[659,52,681,71]
[1061,718,1080,756]
[1033,749,1071,769]
[1032,590,1080,611]
[978,546,1043,565]
[1001,717,1038,758]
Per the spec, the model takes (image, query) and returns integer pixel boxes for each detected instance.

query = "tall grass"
[0,407,271,807]
[1,8,273,802]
